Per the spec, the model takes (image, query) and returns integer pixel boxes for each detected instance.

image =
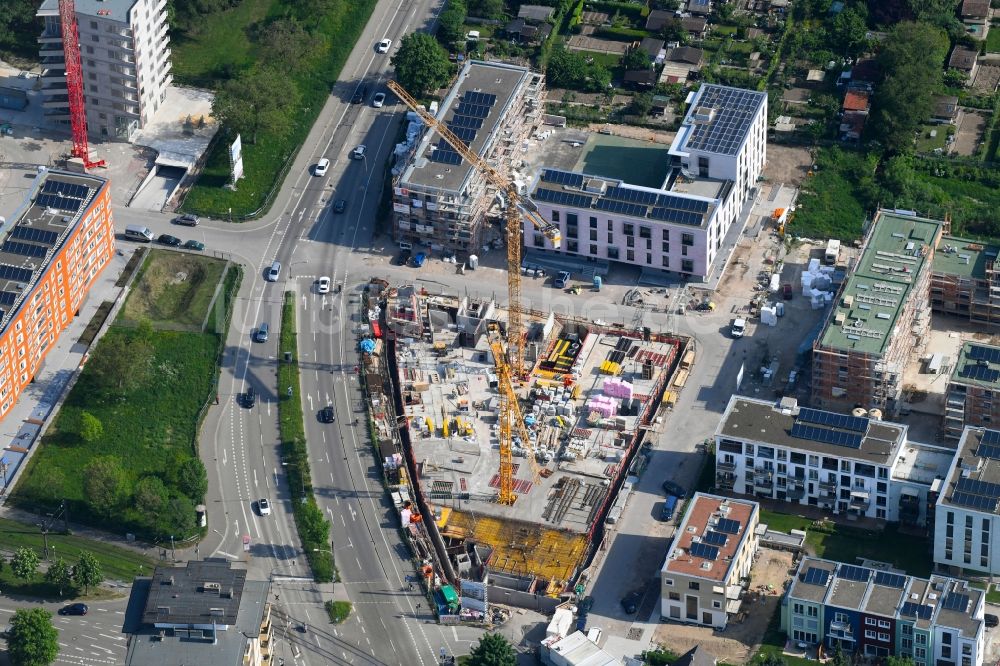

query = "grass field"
[987,28,1000,53]
[914,124,950,153]
[121,250,227,330]
[176,0,379,218]
[792,147,877,240]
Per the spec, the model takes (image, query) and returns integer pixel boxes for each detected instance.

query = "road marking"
[222,448,227,465]
[253,469,258,487]
[98,633,124,642]
[216,550,240,560]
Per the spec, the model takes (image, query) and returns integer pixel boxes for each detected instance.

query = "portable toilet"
[440,584,460,613]
[593,275,602,291]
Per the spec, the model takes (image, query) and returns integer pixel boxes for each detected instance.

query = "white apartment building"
[934,426,1000,576]
[525,83,766,281]
[660,493,759,629]
[715,396,955,525]
[37,0,172,141]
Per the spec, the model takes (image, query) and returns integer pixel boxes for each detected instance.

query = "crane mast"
[58,0,105,169]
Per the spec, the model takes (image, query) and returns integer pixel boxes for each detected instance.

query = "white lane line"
[222,448,227,465]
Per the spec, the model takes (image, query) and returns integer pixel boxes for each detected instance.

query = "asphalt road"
[0,598,128,666]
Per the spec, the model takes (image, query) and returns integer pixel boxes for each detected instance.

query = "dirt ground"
[587,122,676,145]
[954,111,988,156]
[650,548,797,664]
[973,64,1000,93]
[762,145,814,187]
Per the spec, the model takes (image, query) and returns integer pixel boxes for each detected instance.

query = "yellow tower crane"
[387,80,558,504]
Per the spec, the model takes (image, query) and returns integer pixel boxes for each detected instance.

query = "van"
[124,225,154,242]
[255,323,269,343]
[266,261,281,281]
[660,494,679,521]
[554,271,571,289]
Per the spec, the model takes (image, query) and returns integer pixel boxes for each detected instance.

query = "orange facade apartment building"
[0,168,114,418]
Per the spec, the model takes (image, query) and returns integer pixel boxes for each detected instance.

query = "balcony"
[42,97,70,109]
[819,479,837,491]
[716,471,736,490]
[717,459,737,472]
[849,491,870,510]
[828,621,853,637]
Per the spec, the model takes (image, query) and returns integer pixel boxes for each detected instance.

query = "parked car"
[320,405,335,423]
[172,214,199,226]
[243,385,256,408]
[317,276,331,294]
[661,480,686,498]
[985,613,999,628]
[333,199,347,214]
[661,494,679,521]
[183,239,205,251]
[553,271,571,289]
[314,158,330,176]
[395,249,412,266]
[157,234,181,246]
[372,92,386,108]
[376,38,392,53]
[59,603,88,616]
[258,498,271,516]
[412,252,427,268]
[782,283,793,300]
[620,590,642,615]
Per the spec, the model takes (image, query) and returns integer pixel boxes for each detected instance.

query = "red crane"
[58,0,104,168]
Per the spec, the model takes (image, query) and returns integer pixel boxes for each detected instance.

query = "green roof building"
[930,236,1000,328]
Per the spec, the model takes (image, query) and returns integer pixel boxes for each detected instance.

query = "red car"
[782,283,793,300]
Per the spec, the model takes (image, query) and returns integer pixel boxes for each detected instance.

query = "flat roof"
[39,0,138,23]
[140,559,248,626]
[818,210,942,356]
[939,427,1000,516]
[950,342,1000,390]
[401,60,533,194]
[671,84,766,157]
[718,396,906,466]
[0,169,106,331]
[547,631,619,666]
[663,493,757,583]
[933,235,999,280]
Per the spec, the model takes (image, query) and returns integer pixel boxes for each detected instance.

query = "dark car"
[986,613,999,628]
[782,283,793,300]
[661,480,686,498]
[59,603,88,616]
[620,590,642,615]
[243,385,256,408]
[395,249,412,266]
[172,214,199,226]
[184,239,205,251]
[319,405,335,423]
[157,234,181,246]
[333,199,347,214]
[352,84,369,104]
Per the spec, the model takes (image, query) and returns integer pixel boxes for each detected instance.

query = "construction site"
[358,280,691,618]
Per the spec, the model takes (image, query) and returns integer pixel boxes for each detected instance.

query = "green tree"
[391,33,453,97]
[162,494,197,536]
[547,47,589,89]
[437,0,467,45]
[257,19,322,73]
[134,476,169,515]
[630,92,654,116]
[78,411,104,443]
[830,645,850,666]
[6,608,59,666]
[829,6,869,58]
[83,455,131,517]
[11,547,40,581]
[44,557,73,597]
[623,47,651,71]
[467,633,516,666]
[886,657,915,666]
[212,66,301,144]
[0,0,43,59]
[73,552,103,595]
[298,502,330,545]
[467,0,505,20]
[759,654,787,666]
[31,467,65,504]
[85,331,155,396]
[869,21,949,155]
[177,458,208,501]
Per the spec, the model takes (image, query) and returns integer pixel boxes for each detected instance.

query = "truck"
[824,239,841,265]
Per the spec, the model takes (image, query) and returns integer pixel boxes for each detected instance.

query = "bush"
[324,600,353,623]
[594,25,648,41]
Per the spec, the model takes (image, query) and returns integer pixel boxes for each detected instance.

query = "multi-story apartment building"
[37,0,172,141]
[943,343,1000,439]
[812,210,943,415]
[934,426,1000,576]
[715,396,955,526]
[0,168,114,421]
[526,83,766,281]
[122,559,273,665]
[660,493,759,629]
[931,235,1000,329]
[393,60,544,254]
[782,557,985,665]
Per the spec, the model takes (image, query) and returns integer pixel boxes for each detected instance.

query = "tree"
[177,458,208,501]
[391,33,453,97]
[0,0,42,59]
[85,331,155,396]
[212,66,301,144]
[44,558,73,597]
[829,6,869,58]
[467,633,516,666]
[546,47,589,89]
[437,0,467,45]
[31,467,65,504]
[630,92,654,117]
[467,0,505,20]
[658,17,688,43]
[73,552,103,595]
[162,494,197,536]
[759,653,787,666]
[886,657,915,666]
[134,476,169,515]
[622,47,651,72]
[830,645,850,666]
[868,21,949,155]
[6,608,59,666]
[257,19,322,73]
[78,411,104,443]
[83,455,131,517]
[11,547,40,581]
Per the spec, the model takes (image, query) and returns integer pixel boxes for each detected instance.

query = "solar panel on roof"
[541,169,585,188]
[594,198,648,218]
[981,429,1000,446]
[0,265,34,283]
[689,542,719,560]
[900,602,932,619]
[797,407,869,432]
[463,91,497,106]
[10,226,58,245]
[533,188,594,209]
[790,423,864,449]
[951,490,998,512]
[976,443,1000,460]
[703,531,728,546]
[604,186,659,206]
[3,241,49,258]
[455,102,491,118]
[655,193,711,213]
[717,518,740,534]
[873,571,906,588]
[0,292,17,306]
[956,476,1000,498]
[959,364,1000,383]
[649,207,703,226]
[941,592,969,612]
[968,345,1000,364]
[449,114,483,130]
[431,147,463,165]
[803,567,830,586]
[838,565,872,582]
[447,126,477,144]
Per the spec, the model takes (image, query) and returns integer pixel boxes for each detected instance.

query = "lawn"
[11,252,241,539]
[987,28,1000,53]
[914,124,950,153]
[176,0,379,218]
[792,147,878,241]
[121,250,227,331]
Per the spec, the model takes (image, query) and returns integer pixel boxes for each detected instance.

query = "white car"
[258,498,271,516]
[731,318,747,338]
[317,276,331,294]
[372,92,386,108]
[314,158,330,177]
[376,39,392,53]
[352,145,366,160]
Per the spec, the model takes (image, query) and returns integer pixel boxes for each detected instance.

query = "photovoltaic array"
[36,178,91,213]
[941,592,969,612]
[900,602,933,619]
[433,90,499,165]
[716,518,740,534]
[797,407,869,432]
[950,476,1000,512]
[837,565,871,582]
[689,541,719,560]
[683,85,764,156]
[873,571,905,588]
[790,423,863,449]
[968,344,1000,363]
[803,567,830,586]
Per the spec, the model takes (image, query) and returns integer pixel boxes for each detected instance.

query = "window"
[915,648,926,659]
[623,223,634,236]
[664,579,674,586]
[607,233,613,243]
[626,236,635,248]
[90,20,98,28]
[712,600,721,609]
[864,630,877,639]
[877,620,889,629]
[877,633,889,642]
[661,256,670,268]
[915,634,926,645]
[669,591,680,600]
[626,250,635,261]
[533,234,544,247]
[682,245,688,256]
[640,226,651,239]
[942,633,952,645]
[682,259,693,273]
[689,581,700,590]
[566,213,578,226]
[589,216,597,228]
[607,247,619,260]
[590,244,598,255]
[662,229,669,240]
[662,242,670,253]
[567,241,578,253]
[865,618,877,627]
[590,230,598,241]
[681,232,694,246]
[793,603,804,614]
[947,511,954,525]
[551,211,560,223]
[607,220,613,231]
[807,607,817,617]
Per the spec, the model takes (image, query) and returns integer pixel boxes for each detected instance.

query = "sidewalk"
[0,246,135,501]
